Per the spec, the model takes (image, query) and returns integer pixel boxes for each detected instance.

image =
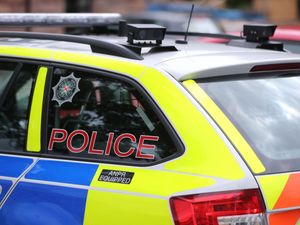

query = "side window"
[0,62,38,152]
[47,67,179,164]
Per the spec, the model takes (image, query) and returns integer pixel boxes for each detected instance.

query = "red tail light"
[170,189,266,225]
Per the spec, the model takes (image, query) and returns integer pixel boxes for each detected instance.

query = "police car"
[0,13,299,225]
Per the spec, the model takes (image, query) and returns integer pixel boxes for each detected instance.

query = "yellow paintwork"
[84,190,173,225]
[0,46,249,225]
[89,164,216,196]
[141,69,245,180]
[0,46,146,78]
[0,46,53,59]
[258,174,289,210]
[84,164,215,225]
[84,68,246,225]
[27,66,48,152]
[53,51,146,78]
[183,80,266,174]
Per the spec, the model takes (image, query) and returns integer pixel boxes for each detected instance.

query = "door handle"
[0,185,2,195]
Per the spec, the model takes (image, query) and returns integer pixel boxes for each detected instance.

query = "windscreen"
[197,72,300,174]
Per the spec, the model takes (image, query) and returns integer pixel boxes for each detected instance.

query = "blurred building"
[253,0,298,24]
[0,0,299,25]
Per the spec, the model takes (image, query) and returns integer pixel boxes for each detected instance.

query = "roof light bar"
[0,13,121,27]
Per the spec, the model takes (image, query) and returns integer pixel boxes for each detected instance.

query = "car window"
[0,62,18,97]
[0,62,38,152]
[46,67,179,164]
[197,72,300,174]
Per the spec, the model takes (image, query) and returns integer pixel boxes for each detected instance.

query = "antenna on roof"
[176,4,194,44]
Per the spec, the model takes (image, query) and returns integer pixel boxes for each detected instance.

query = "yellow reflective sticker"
[27,67,48,152]
[85,164,215,225]
[84,190,173,225]
[140,69,245,180]
[183,80,265,174]
[0,46,53,59]
[0,46,146,79]
[258,174,289,210]
[89,165,215,196]
[53,51,146,78]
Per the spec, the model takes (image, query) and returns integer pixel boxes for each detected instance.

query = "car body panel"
[140,68,246,179]
[257,173,300,225]
[0,33,300,224]
[0,180,12,203]
[183,79,265,174]
[84,189,174,225]
[269,209,300,225]
[0,155,37,212]
[1,181,88,225]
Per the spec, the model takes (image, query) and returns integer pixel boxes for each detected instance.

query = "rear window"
[197,72,300,174]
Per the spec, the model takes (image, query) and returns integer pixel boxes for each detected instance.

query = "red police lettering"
[67,130,89,153]
[48,128,68,150]
[104,132,114,156]
[88,131,104,155]
[113,133,136,157]
[136,135,159,159]
[48,128,158,159]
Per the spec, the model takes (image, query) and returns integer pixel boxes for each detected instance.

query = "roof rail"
[0,31,143,60]
[0,13,121,27]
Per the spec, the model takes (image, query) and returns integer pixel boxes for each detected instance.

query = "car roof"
[0,34,300,81]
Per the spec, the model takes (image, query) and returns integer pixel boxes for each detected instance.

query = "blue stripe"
[25,160,98,186]
[0,155,33,178]
[0,179,13,202]
[0,182,87,225]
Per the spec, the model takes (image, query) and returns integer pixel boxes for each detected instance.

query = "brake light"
[170,189,266,225]
[250,63,300,72]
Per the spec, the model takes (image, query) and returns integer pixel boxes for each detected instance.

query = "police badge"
[52,73,80,106]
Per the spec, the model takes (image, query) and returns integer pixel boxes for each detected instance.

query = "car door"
[0,64,99,225]
[0,60,43,221]
[0,64,183,225]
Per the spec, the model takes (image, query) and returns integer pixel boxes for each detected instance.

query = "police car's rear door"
[0,60,44,222]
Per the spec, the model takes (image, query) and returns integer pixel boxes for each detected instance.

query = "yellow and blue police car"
[0,13,299,225]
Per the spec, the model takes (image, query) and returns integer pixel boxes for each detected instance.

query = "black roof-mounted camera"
[118,20,177,55]
[228,24,284,52]
[243,24,276,42]
[119,20,167,45]
[126,24,166,45]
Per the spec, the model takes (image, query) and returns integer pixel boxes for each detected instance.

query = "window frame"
[41,62,185,166]
[0,57,47,154]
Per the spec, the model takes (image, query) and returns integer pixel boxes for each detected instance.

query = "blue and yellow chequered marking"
[0,46,248,225]
[0,159,98,225]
